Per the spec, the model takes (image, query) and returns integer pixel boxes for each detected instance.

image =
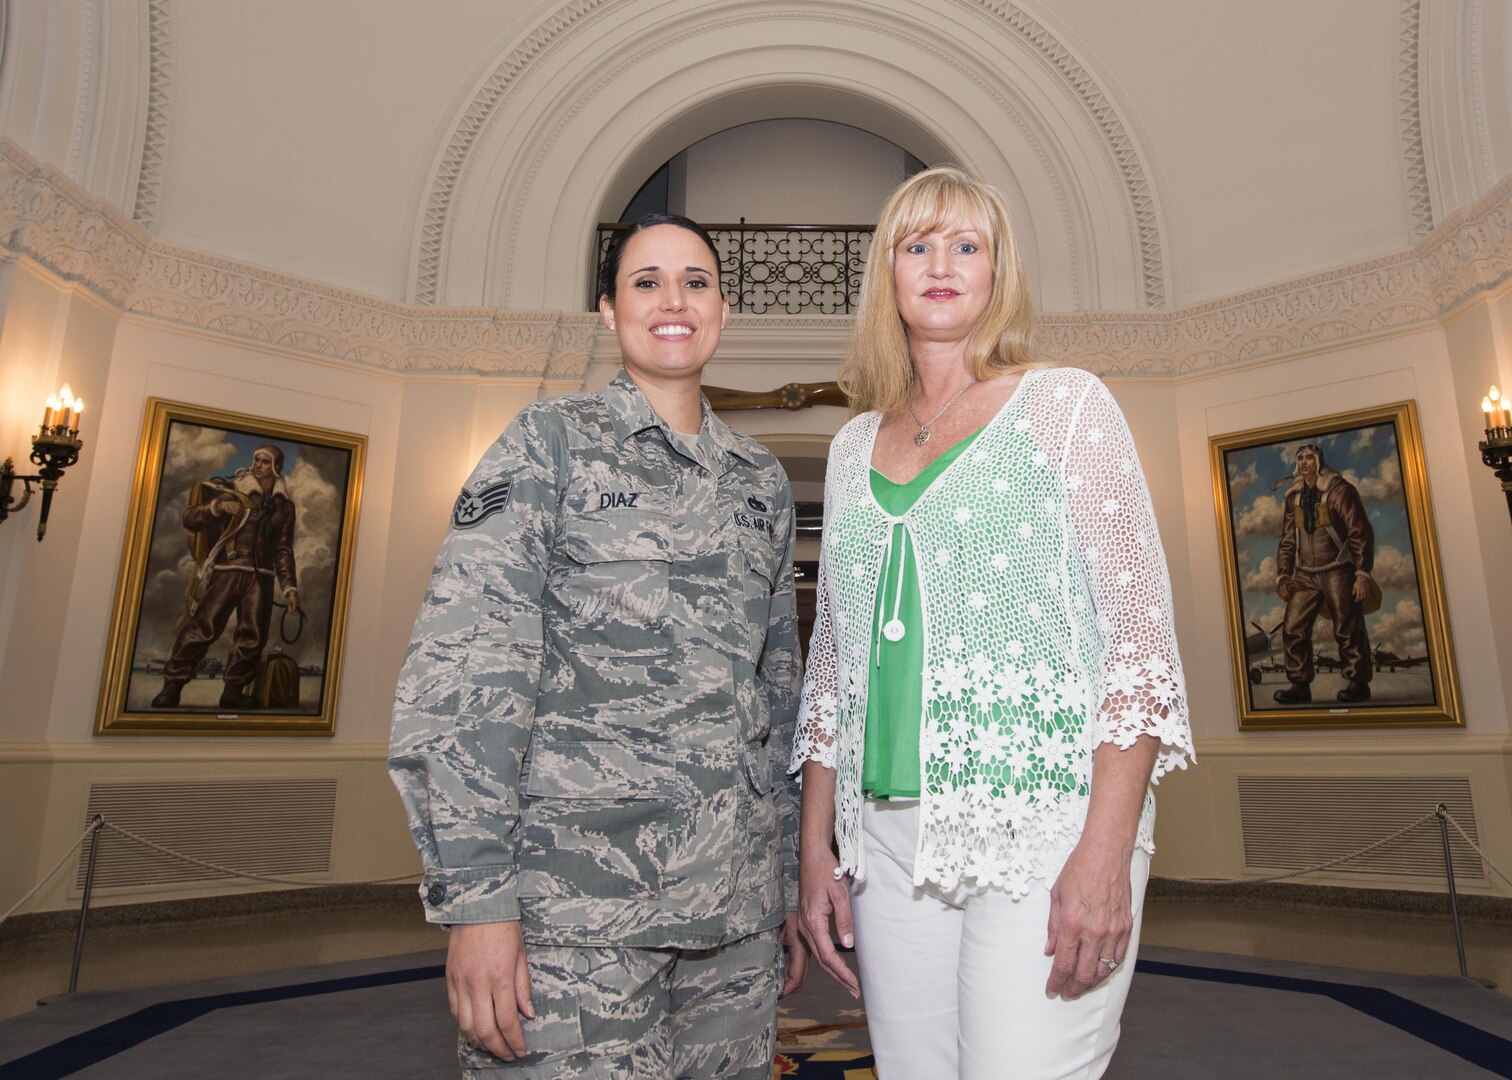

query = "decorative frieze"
[972,0,1166,308]
[1399,0,1433,238]
[132,0,171,230]
[0,139,1508,379]
[0,140,595,378]
[411,0,611,306]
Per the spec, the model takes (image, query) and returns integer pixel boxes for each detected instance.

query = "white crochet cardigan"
[791,367,1192,895]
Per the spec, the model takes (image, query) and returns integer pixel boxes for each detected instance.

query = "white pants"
[851,799,1150,1080]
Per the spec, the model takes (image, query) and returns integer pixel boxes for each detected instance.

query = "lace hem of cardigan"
[842,792,1159,898]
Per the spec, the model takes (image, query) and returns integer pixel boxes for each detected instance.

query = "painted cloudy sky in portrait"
[132,421,351,671]
[1223,420,1427,663]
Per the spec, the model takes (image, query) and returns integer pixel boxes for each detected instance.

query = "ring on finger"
[1098,956,1118,973]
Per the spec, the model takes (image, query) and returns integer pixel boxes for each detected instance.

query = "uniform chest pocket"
[556,510,675,658]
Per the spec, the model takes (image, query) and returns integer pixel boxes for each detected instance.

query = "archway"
[412,0,1168,314]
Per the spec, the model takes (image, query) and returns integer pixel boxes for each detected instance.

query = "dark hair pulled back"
[598,213,723,302]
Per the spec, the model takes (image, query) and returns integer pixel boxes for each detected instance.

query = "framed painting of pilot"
[95,400,366,735]
[1209,400,1461,730]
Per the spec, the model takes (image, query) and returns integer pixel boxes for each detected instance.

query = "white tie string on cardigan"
[874,515,911,656]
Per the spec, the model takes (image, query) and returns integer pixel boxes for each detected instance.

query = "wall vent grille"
[74,778,338,892]
[1237,775,1482,883]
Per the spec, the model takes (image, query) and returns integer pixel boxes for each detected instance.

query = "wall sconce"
[1478,385,1512,525]
[1,384,86,541]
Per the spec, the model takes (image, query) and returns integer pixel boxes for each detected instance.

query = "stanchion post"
[1434,803,1469,979]
[67,814,105,995]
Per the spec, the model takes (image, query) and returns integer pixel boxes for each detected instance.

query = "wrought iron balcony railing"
[594,221,875,315]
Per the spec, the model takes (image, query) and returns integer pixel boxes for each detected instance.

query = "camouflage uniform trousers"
[460,926,781,1079]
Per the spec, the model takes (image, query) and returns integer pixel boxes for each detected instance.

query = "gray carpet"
[0,946,1508,1078]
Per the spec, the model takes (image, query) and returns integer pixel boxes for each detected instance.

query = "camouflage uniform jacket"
[389,371,801,949]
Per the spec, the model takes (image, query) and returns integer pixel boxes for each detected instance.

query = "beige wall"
[1147,286,1512,891]
[4,270,1512,913]
[0,267,549,913]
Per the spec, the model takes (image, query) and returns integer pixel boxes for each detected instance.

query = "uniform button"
[426,883,446,906]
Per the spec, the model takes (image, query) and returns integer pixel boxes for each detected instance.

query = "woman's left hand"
[1044,837,1133,999]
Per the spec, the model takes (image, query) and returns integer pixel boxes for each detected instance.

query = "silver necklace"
[907,378,976,447]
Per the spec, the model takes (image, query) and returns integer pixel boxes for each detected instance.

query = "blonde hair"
[838,166,1036,415]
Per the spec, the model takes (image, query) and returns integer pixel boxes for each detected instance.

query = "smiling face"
[599,224,729,388]
[891,217,994,348]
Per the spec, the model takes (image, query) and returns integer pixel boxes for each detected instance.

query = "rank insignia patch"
[452,480,512,529]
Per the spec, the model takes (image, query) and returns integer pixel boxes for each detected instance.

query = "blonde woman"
[793,168,1192,1079]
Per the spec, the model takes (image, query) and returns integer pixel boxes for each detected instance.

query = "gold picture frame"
[95,399,365,735]
[1209,401,1460,730]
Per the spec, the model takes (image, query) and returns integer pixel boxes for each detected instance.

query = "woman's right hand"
[798,850,861,997]
[447,920,535,1060]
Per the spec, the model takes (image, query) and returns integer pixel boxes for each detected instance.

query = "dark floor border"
[3,957,1509,1079]
[1140,960,1512,1078]
[0,964,443,1080]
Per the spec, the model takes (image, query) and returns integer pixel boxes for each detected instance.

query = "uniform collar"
[604,369,757,468]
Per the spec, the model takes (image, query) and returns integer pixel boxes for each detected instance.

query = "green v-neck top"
[863,428,982,798]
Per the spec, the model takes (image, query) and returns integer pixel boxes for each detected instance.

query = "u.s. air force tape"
[452,480,512,529]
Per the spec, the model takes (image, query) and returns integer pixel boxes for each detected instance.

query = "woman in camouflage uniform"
[391,215,807,1078]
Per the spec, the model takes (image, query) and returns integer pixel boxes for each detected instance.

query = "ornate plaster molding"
[411,0,609,305]
[415,0,1167,310]
[1,139,1507,380]
[1400,0,1434,237]
[0,140,594,378]
[131,0,170,230]
[1040,174,1511,376]
[970,1,1165,307]
[65,1,99,181]
[1468,0,1495,193]
[492,8,1086,310]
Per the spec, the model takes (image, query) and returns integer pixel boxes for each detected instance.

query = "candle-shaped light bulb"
[56,384,75,431]
[43,393,60,430]
[1483,396,1494,415]
[71,398,84,431]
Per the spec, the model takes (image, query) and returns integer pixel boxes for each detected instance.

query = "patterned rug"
[773,949,873,1076]
[2,945,1508,1078]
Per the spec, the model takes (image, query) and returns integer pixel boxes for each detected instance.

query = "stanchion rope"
[97,821,422,887]
[5,810,1508,931]
[1442,812,1512,888]
[0,820,96,928]
[0,819,420,931]
[1156,808,1511,889]
[1156,809,1439,886]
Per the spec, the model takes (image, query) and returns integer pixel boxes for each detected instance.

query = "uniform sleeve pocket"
[738,535,779,662]
[524,740,675,800]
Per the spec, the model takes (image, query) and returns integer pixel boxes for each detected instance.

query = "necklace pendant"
[883,618,906,642]
[913,429,931,447]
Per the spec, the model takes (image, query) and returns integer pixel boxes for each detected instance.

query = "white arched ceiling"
[592,88,956,231]
[411,0,1171,313]
[1419,0,1511,223]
